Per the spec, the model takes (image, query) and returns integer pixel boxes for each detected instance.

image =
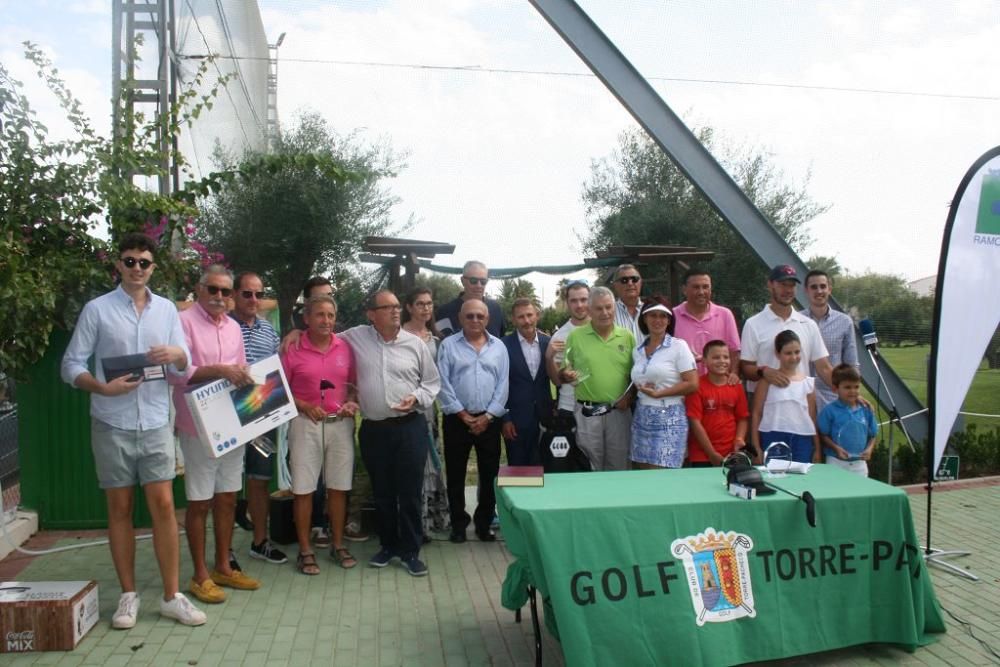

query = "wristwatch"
[756,366,768,381]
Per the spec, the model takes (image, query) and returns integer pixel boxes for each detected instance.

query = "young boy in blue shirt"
[817,364,878,477]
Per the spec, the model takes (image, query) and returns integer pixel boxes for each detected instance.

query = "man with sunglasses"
[438,299,510,543]
[173,266,262,604]
[229,272,286,566]
[61,233,206,628]
[612,264,644,339]
[436,260,505,337]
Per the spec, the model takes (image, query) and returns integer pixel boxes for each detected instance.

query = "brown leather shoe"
[189,578,226,604]
[210,569,261,590]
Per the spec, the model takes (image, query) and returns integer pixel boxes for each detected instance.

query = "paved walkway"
[1,480,997,666]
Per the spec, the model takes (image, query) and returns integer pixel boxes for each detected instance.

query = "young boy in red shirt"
[685,340,750,467]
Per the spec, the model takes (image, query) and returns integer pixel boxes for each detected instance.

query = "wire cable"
[174,54,1000,103]
[181,0,253,146]
[215,0,265,133]
[941,604,1000,662]
[0,480,184,557]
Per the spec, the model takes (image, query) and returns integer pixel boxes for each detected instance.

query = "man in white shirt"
[740,265,833,395]
[546,280,592,416]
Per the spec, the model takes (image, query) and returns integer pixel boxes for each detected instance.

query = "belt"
[364,411,419,425]
[323,414,343,423]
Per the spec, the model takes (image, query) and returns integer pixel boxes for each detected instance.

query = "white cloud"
[10,0,1000,301]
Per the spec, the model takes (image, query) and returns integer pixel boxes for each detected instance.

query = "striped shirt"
[230,313,280,365]
[614,299,642,339]
[801,306,859,408]
[338,325,441,421]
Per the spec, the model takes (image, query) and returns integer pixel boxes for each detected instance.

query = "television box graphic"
[184,354,297,458]
[0,581,99,653]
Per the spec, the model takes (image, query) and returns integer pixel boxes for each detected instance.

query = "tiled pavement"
[1,479,998,666]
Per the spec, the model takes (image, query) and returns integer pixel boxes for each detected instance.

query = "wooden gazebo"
[590,245,715,305]
[359,236,456,294]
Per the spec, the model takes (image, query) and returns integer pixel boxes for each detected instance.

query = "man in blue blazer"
[501,298,555,465]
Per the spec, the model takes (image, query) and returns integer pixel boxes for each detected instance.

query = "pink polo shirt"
[281,333,355,413]
[172,302,247,437]
[672,301,741,375]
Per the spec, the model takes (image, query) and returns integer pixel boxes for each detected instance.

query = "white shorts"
[825,455,869,477]
[178,433,244,501]
[288,415,355,494]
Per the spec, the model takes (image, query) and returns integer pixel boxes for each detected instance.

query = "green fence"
[18,329,186,529]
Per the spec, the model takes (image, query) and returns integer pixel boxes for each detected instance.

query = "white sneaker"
[311,526,331,548]
[112,592,140,629]
[159,593,207,627]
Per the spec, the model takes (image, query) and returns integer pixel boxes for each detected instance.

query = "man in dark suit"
[501,298,554,465]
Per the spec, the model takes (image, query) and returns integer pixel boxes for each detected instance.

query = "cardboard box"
[184,354,298,458]
[0,581,99,652]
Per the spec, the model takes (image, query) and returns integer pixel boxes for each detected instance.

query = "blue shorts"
[760,431,815,464]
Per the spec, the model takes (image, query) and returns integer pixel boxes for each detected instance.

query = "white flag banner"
[930,146,1000,473]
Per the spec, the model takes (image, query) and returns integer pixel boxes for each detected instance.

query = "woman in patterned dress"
[630,296,700,469]
[401,287,451,539]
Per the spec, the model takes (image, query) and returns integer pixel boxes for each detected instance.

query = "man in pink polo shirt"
[672,268,742,383]
[282,295,358,576]
[173,266,261,604]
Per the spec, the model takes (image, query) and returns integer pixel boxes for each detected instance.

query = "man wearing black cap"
[740,265,833,396]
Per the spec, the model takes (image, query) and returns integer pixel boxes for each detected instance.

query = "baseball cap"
[768,265,801,283]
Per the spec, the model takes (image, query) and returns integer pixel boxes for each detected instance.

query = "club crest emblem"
[671,528,756,625]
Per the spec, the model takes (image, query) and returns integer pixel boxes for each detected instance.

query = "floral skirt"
[630,403,688,468]
[422,421,451,535]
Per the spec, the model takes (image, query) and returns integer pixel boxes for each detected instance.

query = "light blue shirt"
[61,286,190,431]
[818,399,878,459]
[437,333,509,418]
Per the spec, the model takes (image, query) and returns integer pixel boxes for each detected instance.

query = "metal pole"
[528,0,930,444]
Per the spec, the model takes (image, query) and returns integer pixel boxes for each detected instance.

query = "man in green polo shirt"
[561,286,635,470]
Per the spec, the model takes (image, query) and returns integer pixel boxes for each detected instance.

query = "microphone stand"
[864,345,915,485]
[867,341,978,579]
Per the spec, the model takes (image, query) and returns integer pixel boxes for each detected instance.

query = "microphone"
[858,318,879,357]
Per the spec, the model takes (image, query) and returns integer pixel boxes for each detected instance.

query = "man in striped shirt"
[612,264,643,339]
[801,270,859,410]
[229,272,286,565]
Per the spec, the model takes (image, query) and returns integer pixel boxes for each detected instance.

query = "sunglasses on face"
[205,285,233,297]
[464,313,486,320]
[121,257,153,270]
[240,290,265,300]
[373,304,402,311]
[618,276,640,284]
[464,276,488,286]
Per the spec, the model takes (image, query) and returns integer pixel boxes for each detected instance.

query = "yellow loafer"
[189,577,226,604]
[210,569,261,590]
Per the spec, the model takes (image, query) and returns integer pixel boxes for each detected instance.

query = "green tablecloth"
[498,466,944,667]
